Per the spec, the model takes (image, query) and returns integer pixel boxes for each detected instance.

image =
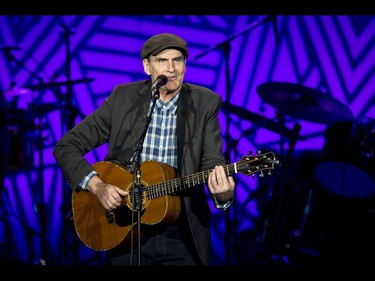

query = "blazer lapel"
[177,84,196,174]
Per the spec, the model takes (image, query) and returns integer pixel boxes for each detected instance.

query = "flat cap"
[141,33,189,59]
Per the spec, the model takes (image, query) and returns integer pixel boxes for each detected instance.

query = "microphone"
[0,46,22,51]
[151,75,168,92]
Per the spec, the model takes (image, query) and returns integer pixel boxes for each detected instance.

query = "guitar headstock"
[236,150,279,177]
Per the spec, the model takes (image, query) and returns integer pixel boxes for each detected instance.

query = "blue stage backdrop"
[0,15,374,266]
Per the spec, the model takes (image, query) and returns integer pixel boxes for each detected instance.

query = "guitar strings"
[126,153,275,201]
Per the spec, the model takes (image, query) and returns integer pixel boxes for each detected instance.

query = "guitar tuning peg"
[268,170,272,176]
[252,174,256,180]
[248,150,253,155]
[259,171,264,177]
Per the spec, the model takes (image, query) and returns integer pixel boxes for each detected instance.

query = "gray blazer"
[53,79,227,265]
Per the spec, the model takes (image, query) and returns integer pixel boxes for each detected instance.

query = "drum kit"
[223,81,375,265]
[224,81,375,200]
[1,25,94,263]
[1,78,94,170]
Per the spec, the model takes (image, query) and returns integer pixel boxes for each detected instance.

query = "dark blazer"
[53,79,227,265]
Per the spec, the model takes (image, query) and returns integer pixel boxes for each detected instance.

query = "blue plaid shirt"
[140,93,179,168]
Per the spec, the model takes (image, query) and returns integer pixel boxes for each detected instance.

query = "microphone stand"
[194,15,273,265]
[128,87,159,266]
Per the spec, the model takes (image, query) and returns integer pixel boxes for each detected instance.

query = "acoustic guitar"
[72,151,278,251]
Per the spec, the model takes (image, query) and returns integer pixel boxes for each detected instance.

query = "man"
[53,33,235,265]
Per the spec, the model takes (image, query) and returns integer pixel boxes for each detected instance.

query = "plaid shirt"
[140,93,179,168]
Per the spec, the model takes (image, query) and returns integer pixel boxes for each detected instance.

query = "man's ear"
[142,58,151,76]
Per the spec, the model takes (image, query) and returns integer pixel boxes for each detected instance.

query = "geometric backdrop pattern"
[0,15,374,266]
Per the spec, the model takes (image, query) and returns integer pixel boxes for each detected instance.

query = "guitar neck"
[146,151,278,199]
[147,163,233,199]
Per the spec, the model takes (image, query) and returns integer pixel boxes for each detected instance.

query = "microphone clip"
[152,88,160,99]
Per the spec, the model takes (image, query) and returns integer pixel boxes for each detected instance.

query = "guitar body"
[72,160,180,251]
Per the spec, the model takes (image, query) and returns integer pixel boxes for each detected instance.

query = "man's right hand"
[87,175,128,210]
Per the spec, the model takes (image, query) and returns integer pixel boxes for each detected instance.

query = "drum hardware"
[2,106,36,170]
[254,81,355,265]
[1,40,93,265]
[56,17,90,265]
[255,81,374,263]
[221,102,306,140]
[221,102,304,265]
[257,81,354,125]
[315,117,375,199]
[29,102,61,115]
[3,86,32,99]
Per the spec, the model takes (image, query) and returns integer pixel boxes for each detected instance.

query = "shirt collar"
[155,92,180,114]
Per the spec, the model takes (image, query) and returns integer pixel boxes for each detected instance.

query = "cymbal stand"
[58,17,75,133]
[58,17,80,265]
[266,111,300,267]
[275,111,288,264]
[194,16,274,265]
[34,110,47,266]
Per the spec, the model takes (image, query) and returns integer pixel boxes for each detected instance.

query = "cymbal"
[3,87,31,97]
[257,82,354,125]
[221,102,304,139]
[27,78,95,90]
[1,106,26,116]
[29,102,60,114]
